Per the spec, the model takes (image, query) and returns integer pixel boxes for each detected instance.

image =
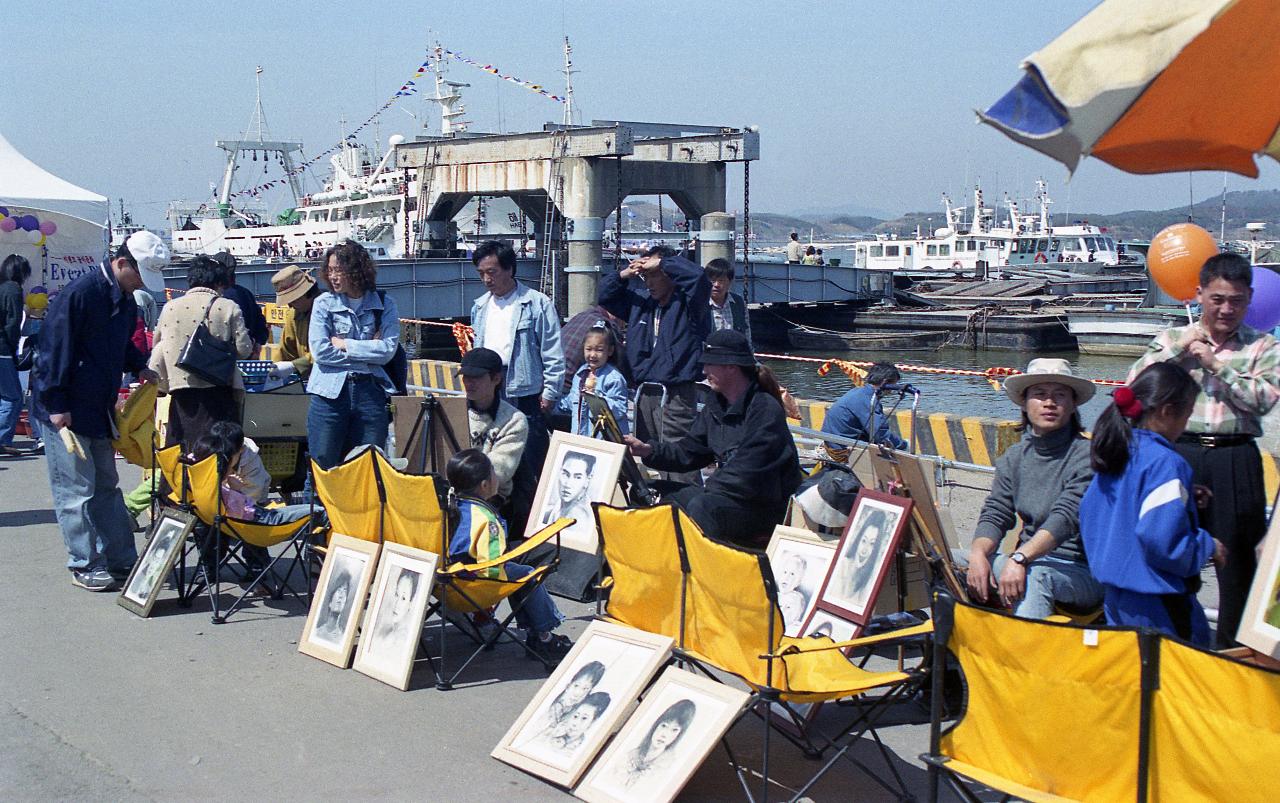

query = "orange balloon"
[1147,223,1219,302]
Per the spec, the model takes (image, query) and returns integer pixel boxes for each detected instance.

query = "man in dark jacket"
[599,245,710,484]
[214,252,269,353]
[704,258,752,349]
[625,330,802,546]
[33,231,167,591]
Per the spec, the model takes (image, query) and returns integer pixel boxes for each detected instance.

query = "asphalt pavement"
[0,449,940,802]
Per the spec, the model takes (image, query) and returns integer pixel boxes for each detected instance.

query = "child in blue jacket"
[1079,362,1226,645]
[558,324,629,437]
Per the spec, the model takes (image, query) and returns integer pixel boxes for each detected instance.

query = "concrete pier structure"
[395,121,758,315]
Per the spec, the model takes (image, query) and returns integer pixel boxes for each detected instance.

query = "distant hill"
[613,191,1280,245]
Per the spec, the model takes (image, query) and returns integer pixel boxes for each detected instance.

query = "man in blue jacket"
[820,362,910,456]
[33,231,167,591]
[599,245,710,484]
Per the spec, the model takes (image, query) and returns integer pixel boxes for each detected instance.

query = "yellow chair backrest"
[156,444,185,498]
[112,382,158,467]
[942,603,1143,802]
[374,450,446,555]
[183,452,224,525]
[679,509,786,689]
[596,504,685,641]
[311,451,381,544]
[1150,638,1280,802]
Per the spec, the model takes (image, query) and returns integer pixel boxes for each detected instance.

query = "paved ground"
[1,449,949,802]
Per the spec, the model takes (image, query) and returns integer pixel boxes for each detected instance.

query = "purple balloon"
[18,215,38,232]
[38,220,56,236]
[0,217,15,233]
[1245,267,1280,331]
[0,207,7,217]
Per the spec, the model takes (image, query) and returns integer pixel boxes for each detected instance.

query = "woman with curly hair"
[306,240,400,469]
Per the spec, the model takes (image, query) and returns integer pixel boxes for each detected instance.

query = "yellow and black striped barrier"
[408,359,465,394]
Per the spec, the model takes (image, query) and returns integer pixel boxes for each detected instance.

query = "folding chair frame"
[595,502,930,803]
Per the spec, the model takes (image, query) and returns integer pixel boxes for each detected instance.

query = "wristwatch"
[1010,551,1028,566]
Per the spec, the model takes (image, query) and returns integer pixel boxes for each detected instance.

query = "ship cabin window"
[1049,239,1061,252]
[905,246,912,255]
[885,245,900,257]
[939,244,950,256]
[968,241,978,252]
[870,245,884,257]
[1084,237,1098,251]
[927,245,938,256]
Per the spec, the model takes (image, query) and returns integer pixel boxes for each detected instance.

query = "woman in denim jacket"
[306,241,399,469]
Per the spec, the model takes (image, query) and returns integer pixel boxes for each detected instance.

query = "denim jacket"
[558,361,630,436]
[306,290,400,399]
[470,281,564,402]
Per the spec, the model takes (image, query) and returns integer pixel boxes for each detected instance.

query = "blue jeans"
[252,503,313,526]
[43,424,138,573]
[0,357,22,447]
[507,562,563,634]
[990,552,1104,620]
[306,376,389,470]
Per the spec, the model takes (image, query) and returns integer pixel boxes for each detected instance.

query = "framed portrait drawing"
[117,508,196,618]
[493,621,674,788]
[299,534,380,668]
[353,543,439,690]
[815,489,912,626]
[576,666,750,803]
[526,432,628,553]
[769,608,861,736]
[1238,514,1280,660]
[765,526,838,637]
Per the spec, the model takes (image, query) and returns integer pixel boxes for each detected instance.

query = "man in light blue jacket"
[470,240,564,533]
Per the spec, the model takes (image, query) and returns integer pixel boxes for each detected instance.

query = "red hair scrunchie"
[1113,386,1143,419]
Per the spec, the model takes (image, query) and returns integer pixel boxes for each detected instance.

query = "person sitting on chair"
[625,330,802,547]
[962,359,1104,620]
[820,361,909,456]
[445,448,571,663]
[458,348,532,531]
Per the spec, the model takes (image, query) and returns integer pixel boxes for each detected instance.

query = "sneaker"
[31,441,44,455]
[71,568,119,592]
[526,632,573,664]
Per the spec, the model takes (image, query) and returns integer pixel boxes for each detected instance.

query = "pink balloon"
[38,220,56,236]
[0,217,15,233]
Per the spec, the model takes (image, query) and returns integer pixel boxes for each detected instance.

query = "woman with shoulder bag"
[306,240,400,469]
[149,256,253,449]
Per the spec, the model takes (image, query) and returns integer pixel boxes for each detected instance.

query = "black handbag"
[15,339,35,372]
[374,291,409,396]
[176,295,237,386]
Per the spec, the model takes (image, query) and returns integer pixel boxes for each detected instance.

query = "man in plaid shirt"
[1128,253,1280,647]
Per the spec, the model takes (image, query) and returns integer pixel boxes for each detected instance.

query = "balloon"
[1148,223,1218,302]
[38,220,56,236]
[1244,267,1280,330]
[0,206,8,217]
[24,292,47,312]
[35,234,46,247]
[18,215,38,232]
[26,229,42,245]
[0,217,15,233]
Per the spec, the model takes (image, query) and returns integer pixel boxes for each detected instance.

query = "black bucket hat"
[700,330,756,367]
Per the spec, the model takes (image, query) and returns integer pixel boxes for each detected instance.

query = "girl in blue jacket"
[558,324,630,437]
[1079,362,1226,645]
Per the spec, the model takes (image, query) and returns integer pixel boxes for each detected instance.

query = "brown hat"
[271,265,315,305]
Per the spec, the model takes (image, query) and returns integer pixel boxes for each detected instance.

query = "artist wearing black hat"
[624,330,803,547]
[458,347,536,535]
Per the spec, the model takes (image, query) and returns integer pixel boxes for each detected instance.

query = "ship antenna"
[562,36,576,128]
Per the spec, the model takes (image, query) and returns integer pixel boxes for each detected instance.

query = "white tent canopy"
[0,132,110,291]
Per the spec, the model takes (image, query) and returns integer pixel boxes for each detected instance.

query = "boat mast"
[1036,178,1051,233]
[215,66,304,210]
[431,45,470,136]
[562,36,576,128]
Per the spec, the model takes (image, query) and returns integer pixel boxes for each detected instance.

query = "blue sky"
[5,1,1278,227]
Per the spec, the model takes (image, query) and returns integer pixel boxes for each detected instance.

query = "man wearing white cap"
[32,231,167,591]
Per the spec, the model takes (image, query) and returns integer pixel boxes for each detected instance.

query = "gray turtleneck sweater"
[973,426,1093,563]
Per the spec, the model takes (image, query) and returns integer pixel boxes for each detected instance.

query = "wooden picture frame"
[391,393,469,475]
[1238,513,1280,660]
[765,526,839,637]
[117,508,196,618]
[576,666,750,803]
[353,543,439,690]
[298,534,380,668]
[526,432,628,553]
[814,489,912,626]
[870,448,968,602]
[493,621,674,788]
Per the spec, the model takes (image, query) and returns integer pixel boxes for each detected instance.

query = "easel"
[397,393,465,475]
[583,391,657,507]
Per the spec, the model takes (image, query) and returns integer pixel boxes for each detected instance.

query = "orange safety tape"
[756,351,1124,389]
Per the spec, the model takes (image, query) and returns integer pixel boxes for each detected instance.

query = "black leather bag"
[176,296,237,386]
[374,291,409,396]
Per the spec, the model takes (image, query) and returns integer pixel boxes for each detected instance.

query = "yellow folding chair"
[595,502,933,802]
[312,448,575,688]
[155,444,315,623]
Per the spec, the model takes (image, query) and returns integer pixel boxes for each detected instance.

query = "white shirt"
[786,240,804,262]
[481,289,519,365]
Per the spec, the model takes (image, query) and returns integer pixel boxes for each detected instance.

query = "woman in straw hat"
[963,358,1103,619]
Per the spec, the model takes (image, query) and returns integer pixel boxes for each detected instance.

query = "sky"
[5,1,1279,229]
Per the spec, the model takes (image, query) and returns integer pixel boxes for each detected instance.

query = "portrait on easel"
[526,432,627,553]
[814,489,912,625]
[583,392,656,508]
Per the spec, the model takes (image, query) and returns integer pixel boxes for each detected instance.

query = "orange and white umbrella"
[980,0,1280,177]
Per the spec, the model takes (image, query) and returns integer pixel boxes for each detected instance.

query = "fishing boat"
[787,325,949,352]
[1065,307,1186,356]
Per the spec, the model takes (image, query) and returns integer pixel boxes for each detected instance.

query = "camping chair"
[155,444,314,623]
[595,502,933,802]
[311,447,575,689]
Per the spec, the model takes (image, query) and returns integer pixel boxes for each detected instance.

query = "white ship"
[853,180,1121,274]
[167,57,473,261]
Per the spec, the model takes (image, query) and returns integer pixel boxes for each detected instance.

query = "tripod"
[583,391,657,507]
[401,393,465,474]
